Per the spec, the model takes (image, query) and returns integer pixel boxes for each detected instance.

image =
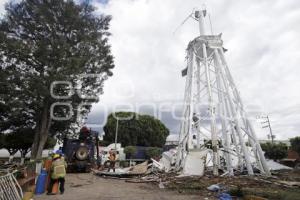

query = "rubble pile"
[93,158,300,199]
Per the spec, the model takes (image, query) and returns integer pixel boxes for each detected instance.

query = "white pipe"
[196,58,202,149]
[198,10,206,36]
[187,49,195,150]
[214,50,233,175]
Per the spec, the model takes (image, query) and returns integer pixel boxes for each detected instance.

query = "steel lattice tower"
[175,10,270,176]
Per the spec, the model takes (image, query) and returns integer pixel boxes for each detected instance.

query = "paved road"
[34,173,203,200]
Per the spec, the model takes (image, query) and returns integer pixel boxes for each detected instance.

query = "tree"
[14,129,36,165]
[261,142,288,161]
[124,146,137,159]
[290,136,300,155]
[0,0,114,160]
[44,137,57,150]
[103,112,169,147]
[2,133,20,163]
[0,128,56,164]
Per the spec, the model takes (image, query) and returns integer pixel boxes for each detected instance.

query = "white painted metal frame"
[176,10,270,176]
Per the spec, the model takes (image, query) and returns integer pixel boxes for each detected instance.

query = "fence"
[0,173,23,200]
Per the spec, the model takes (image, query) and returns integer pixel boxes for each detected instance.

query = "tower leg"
[215,49,254,175]
[203,44,218,176]
[218,49,270,176]
[214,53,233,176]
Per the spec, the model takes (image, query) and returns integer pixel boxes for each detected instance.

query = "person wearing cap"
[55,149,65,161]
[47,154,67,195]
[55,149,63,155]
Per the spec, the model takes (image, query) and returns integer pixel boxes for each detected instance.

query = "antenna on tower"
[172,10,194,35]
[173,7,210,36]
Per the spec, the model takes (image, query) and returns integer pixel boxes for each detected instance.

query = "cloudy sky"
[1,0,300,140]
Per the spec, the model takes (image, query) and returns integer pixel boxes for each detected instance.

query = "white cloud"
[91,0,300,139]
[1,0,299,139]
[0,0,8,17]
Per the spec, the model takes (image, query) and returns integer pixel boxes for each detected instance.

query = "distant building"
[164,134,179,152]
[280,149,300,168]
[165,134,179,146]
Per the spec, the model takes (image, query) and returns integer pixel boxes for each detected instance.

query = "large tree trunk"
[31,102,52,175]
[8,154,14,163]
[31,102,51,160]
[20,150,25,165]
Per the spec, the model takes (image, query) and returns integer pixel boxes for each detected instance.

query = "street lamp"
[114,117,120,150]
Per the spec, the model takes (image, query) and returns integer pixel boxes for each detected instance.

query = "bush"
[145,147,162,159]
[124,146,137,159]
[261,142,287,160]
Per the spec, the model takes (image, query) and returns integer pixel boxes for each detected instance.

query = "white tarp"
[266,159,292,170]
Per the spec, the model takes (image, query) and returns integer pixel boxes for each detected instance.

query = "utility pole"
[259,115,275,144]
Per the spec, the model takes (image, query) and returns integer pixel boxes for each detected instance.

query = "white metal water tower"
[175,9,270,176]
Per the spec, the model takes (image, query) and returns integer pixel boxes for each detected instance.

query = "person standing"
[107,150,116,172]
[47,154,67,195]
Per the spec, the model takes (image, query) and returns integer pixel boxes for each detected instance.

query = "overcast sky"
[1,0,300,140]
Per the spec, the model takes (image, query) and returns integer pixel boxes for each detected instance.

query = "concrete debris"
[153,147,293,176]
[158,149,177,172]
[92,159,300,199]
[93,161,149,178]
[151,159,164,171]
[128,161,148,174]
[154,148,208,176]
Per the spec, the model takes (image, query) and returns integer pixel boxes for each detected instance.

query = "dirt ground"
[34,173,203,200]
[33,170,300,200]
[164,170,300,200]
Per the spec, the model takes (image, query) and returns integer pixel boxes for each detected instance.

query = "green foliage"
[290,136,300,155]
[124,146,137,159]
[103,112,169,147]
[0,0,114,158]
[145,147,162,159]
[0,128,56,156]
[261,142,288,160]
[204,139,223,149]
[2,133,20,155]
[44,137,57,149]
